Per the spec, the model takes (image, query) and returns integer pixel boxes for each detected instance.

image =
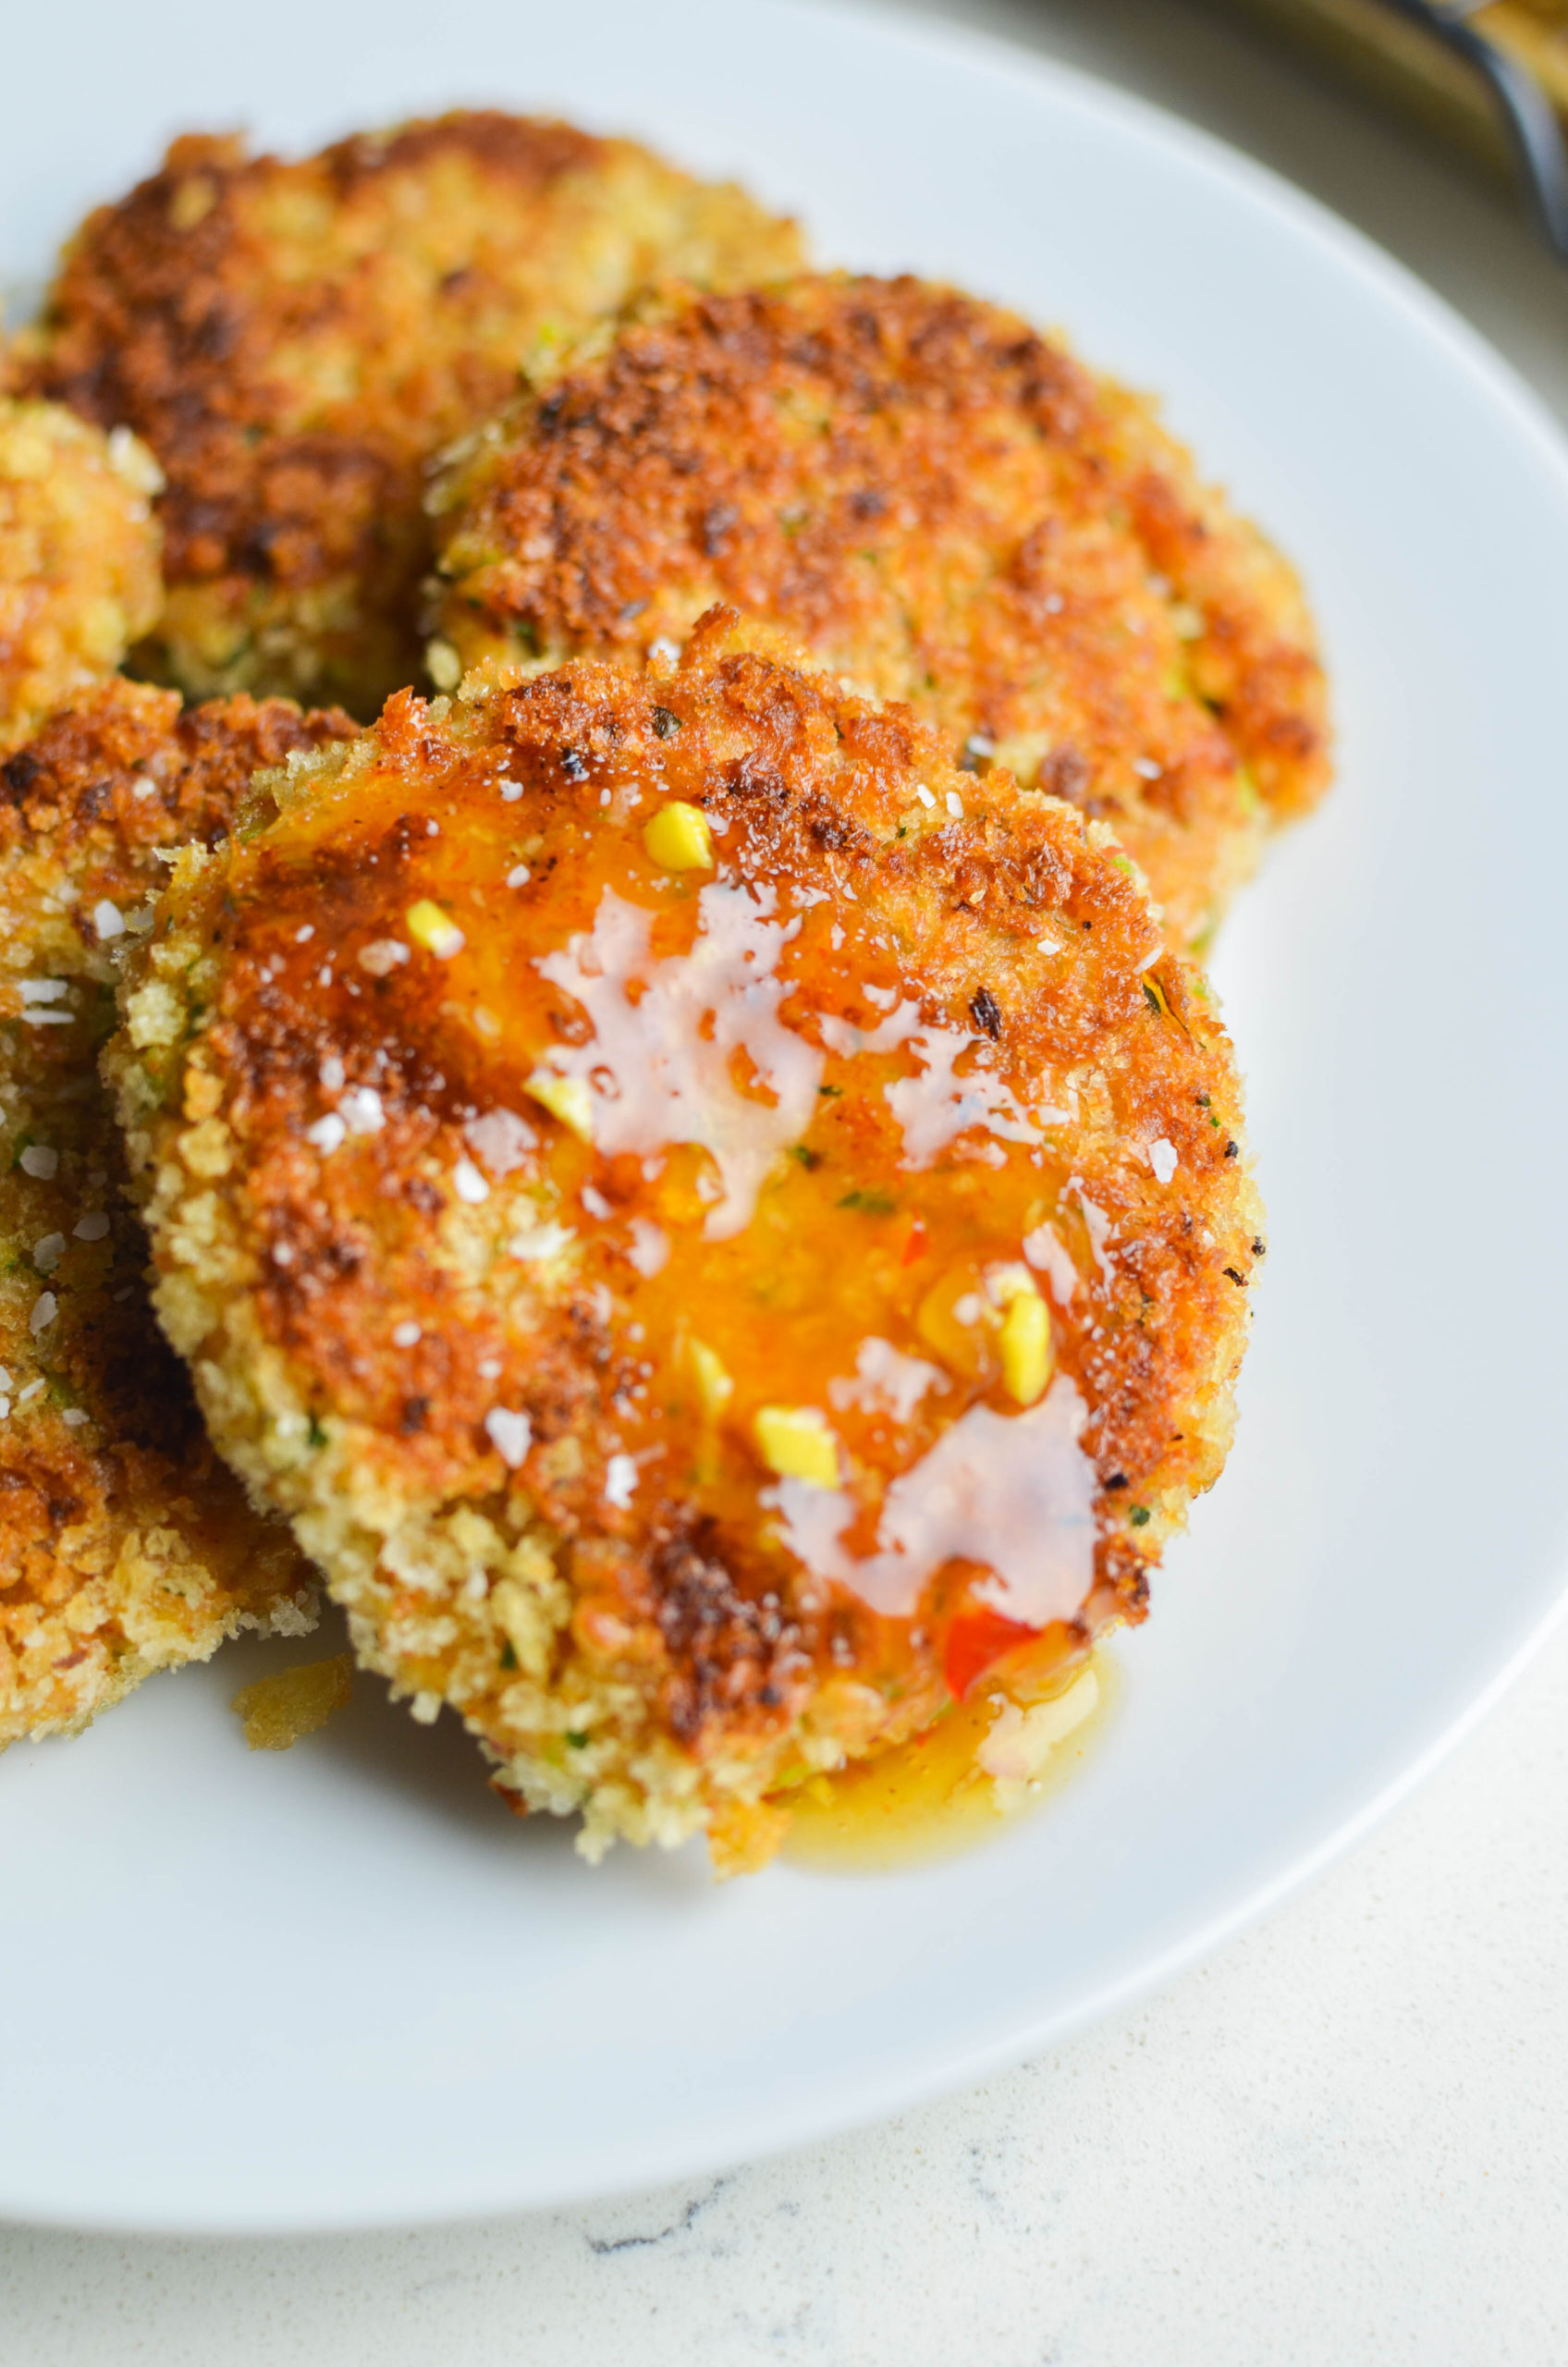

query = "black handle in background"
[1381,0,1568,262]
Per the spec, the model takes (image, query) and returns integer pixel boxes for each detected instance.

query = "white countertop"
[6,5,1567,2356]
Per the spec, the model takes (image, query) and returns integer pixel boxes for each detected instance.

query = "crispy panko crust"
[0,399,163,754]
[109,609,1262,1862]
[431,275,1330,949]
[0,678,355,1745]
[9,113,803,718]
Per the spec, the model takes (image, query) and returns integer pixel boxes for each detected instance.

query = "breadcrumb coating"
[231,1652,353,1749]
[0,399,163,754]
[109,611,1261,1864]
[11,113,802,717]
[431,276,1330,948]
[0,678,354,1747]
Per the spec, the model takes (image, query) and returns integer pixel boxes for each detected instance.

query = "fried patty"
[431,275,1330,949]
[9,113,803,719]
[0,399,163,754]
[0,679,354,1746]
[108,609,1262,1865]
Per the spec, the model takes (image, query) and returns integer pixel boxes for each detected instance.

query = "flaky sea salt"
[338,1085,384,1135]
[605,1453,639,1511]
[484,1407,532,1469]
[357,938,410,977]
[463,1109,534,1177]
[507,1222,574,1262]
[627,1218,668,1277]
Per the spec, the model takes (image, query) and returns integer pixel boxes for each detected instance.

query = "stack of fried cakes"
[0,105,1327,1869]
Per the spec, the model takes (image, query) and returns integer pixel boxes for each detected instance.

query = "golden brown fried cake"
[108,609,1262,1865]
[0,399,163,754]
[431,275,1330,949]
[0,678,354,1746]
[10,114,803,718]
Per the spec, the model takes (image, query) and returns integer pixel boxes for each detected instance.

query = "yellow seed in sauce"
[754,1404,839,1488]
[405,899,464,959]
[524,1068,594,1144]
[690,1338,734,1421]
[995,1275,1052,1406]
[915,1264,996,1382]
[643,800,715,872]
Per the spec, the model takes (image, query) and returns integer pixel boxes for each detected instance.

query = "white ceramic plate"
[4,0,1567,2238]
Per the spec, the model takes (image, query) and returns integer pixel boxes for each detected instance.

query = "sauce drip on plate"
[784,1645,1116,1871]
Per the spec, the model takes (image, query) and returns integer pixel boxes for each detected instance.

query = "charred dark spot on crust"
[399,1396,430,1434]
[1037,745,1091,803]
[728,752,788,804]
[808,808,867,852]
[2,748,43,802]
[567,1295,613,1367]
[970,985,1002,1039]
[650,1520,806,1746]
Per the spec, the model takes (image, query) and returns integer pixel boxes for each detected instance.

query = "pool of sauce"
[782,1644,1117,1872]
